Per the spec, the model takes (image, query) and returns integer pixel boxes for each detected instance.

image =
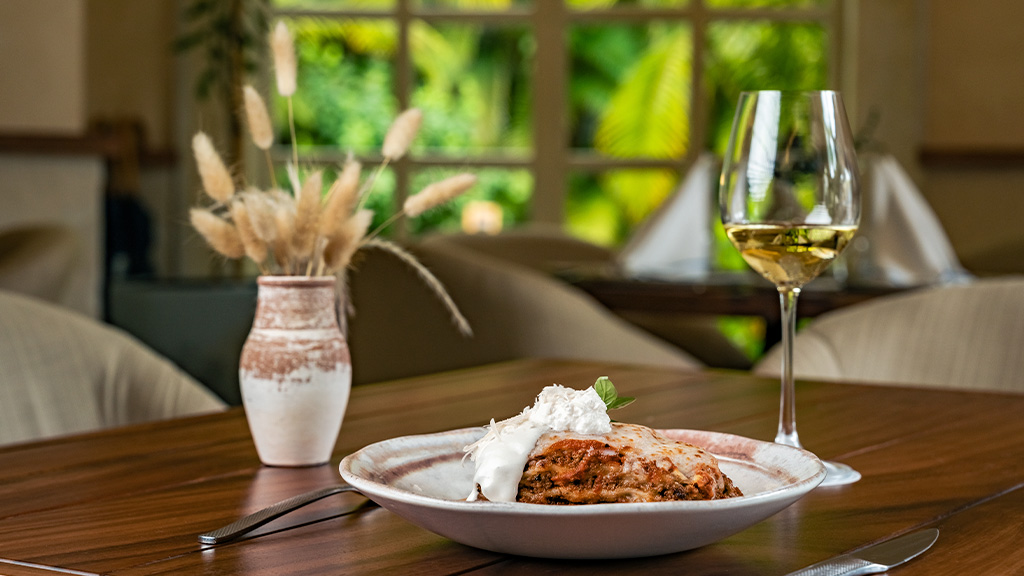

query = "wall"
[86,0,178,149]
[920,0,1024,274]
[0,0,87,133]
[849,0,925,181]
[924,0,1024,148]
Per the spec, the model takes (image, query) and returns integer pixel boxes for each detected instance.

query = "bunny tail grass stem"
[288,97,298,170]
[361,239,472,337]
[355,158,390,211]
[320,158,362,239]
[230,200,269,266]
[364,210,403,242]
[292,170,323,261]
[404,173,477,217]
[192,132,235,205]
[382,108,422,161]
[190,208,245,260]
[264,149,277,188]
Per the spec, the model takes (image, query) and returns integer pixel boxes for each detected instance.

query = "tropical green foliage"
[567,22,692,245]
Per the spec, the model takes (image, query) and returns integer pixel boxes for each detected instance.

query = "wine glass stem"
[776,287,802,449]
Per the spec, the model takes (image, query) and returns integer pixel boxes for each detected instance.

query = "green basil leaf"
[593,376,616,407]
[592,376,635,411]
[606,396,636,411]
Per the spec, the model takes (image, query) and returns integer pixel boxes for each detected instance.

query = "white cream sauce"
[464,384,611,502]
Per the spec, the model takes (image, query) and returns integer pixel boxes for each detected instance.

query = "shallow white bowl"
[339,428,824,559]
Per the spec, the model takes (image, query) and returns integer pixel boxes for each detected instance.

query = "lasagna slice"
[516,422,742,504]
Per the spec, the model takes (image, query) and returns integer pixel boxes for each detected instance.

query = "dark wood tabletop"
[0,358,1021,575]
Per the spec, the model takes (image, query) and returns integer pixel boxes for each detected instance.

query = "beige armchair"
[0,290,225,445]
[346,238,700,385]
[754,277,1024,392]
[0,225,79,306]
[420,227,753,369]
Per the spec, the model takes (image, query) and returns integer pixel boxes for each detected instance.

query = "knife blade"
[785,528,939,576]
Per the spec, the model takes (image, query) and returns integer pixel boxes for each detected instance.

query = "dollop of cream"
[464,384,611,502]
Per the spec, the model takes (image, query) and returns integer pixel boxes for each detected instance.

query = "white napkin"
[618,154,714,280]
[844,154,971,287]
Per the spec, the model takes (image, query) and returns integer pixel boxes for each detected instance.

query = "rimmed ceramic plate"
[339,428,824,559]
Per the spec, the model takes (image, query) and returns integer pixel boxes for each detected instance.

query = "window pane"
[409,168,533,235]
[569,23,692,159]
[704,21,828,155]
[281,17,399,155]
[276,0,397,10]
[566,168,679,246]
[567,0,690,10]
[706,0,827,8]
[410,21,533,158]
[414,0,532,10]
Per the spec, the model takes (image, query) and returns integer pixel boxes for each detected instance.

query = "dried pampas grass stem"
[242,85,277,188]
[230,200,269,273]
[382,108,422,161]
[292,170,323,264]
[271,21,296,97]
[190,208,245,260]
[241,190,278,243]
[272,205,295,273]
[322,209,373,274]
[404,173,478,217]
[192,132,235,205]
[243,85,274,150]
[189,19,476,341]
[320,158,362,239]
[361,239,472,337]
[356,108,423,212]
[271,20,299,167]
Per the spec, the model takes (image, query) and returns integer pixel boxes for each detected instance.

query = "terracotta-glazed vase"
[239,276,351,467]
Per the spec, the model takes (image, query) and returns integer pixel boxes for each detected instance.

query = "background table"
[0,359,1021,575]
[563,270,903,350]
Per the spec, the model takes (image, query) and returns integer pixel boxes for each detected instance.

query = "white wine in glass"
[719,90,862,487]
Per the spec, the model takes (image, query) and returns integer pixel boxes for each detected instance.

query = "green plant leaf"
[593,377,635,411]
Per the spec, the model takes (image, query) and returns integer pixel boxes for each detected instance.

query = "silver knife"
[786,528,939,576]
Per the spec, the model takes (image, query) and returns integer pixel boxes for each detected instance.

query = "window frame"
[272,0,845,235]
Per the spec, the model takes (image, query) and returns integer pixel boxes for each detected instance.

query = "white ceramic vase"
[239,276,352,467]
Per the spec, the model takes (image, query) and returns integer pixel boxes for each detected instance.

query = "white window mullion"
[531,1,569,225]
[690,0,709,166]
[395,0,413,237]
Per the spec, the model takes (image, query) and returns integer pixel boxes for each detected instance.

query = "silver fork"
[198,482,369,545]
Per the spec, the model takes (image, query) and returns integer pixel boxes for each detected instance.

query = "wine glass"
[719,90,861,487]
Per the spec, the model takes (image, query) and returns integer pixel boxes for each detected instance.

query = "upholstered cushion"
[421,229,752,369]
[421,225,615,272]
[0,225,80,306]
[754,277,1024,392]
[0,290,225,445]
[346,239,700,385]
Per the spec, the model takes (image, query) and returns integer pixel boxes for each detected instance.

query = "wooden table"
[0,358,1021,575]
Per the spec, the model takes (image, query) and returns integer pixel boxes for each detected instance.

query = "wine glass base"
[818,460,861,487]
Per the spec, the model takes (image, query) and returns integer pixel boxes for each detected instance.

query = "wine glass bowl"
[719,90,861,487]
